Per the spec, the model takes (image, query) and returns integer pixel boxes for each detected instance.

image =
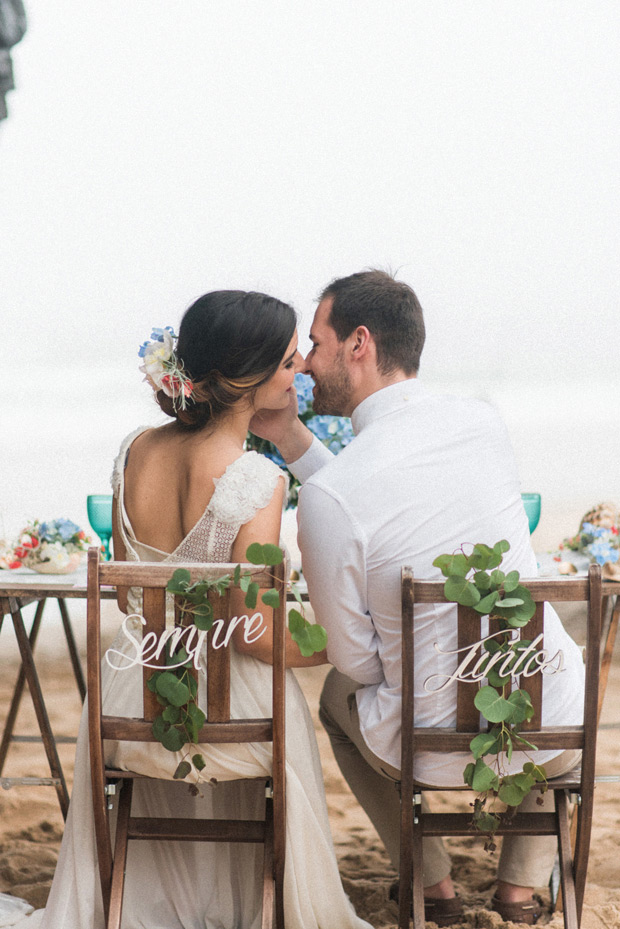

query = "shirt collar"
[350,378,424,435]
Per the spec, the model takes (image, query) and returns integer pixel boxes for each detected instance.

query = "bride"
[16,291,372,929]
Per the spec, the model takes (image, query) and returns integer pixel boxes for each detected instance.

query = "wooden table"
[0,567,115,818]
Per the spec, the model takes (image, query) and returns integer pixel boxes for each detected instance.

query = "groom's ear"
[349,325,374,361]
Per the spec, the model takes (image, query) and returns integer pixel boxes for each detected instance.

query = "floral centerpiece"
[1,519,91,574]
[246,373,354,508]
[558,502,620,578]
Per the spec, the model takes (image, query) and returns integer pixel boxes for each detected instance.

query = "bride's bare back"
[122,423,247,554]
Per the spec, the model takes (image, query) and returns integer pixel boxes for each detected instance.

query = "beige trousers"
[319,668,581,889]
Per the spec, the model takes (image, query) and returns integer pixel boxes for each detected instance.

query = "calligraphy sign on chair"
[86,548,286,929]
[398,564,602,929]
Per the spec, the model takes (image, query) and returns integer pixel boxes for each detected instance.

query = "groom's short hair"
[319,269,425,376]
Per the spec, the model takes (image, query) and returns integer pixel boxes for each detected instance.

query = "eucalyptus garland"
[433,540,547,844]
[148,543,326,784]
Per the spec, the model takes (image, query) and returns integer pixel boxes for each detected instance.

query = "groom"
[252,269,556,925]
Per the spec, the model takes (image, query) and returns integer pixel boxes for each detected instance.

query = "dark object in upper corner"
[0,0,27,120]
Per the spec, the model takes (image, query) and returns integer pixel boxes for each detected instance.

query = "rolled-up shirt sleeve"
[297,480,383,685]
[287,434,333,484]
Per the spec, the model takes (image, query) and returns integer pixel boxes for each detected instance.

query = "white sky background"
[1,1,619,543]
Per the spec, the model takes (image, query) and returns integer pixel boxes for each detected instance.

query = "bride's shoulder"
[110,426,152,495]
[208,452,287,525]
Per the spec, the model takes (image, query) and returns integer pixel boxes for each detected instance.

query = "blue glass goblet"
[521,493,541,535]
[87,494,113,560]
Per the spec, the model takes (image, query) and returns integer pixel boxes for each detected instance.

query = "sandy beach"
[0,593,618,928]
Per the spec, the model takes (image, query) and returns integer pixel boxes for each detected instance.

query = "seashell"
[557,561,578,575]
[602,562,620,581]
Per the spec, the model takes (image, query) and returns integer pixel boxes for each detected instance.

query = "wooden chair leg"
[261,791,275,929]
[556,790,578,929]
[398,783,413,929]
[411,795,425,929]
[107,778,133,929]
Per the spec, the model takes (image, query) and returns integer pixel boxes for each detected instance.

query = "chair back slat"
[456,606,481,731]
[142,587,167,720]
[206,589,231,722]
[522,601,545,731]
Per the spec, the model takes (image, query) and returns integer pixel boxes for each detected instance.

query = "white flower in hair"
[138,326,194,410]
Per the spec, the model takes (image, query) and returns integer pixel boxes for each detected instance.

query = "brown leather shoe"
[424,895,464,926]
[491,894,541,925]
[389,882,464,926]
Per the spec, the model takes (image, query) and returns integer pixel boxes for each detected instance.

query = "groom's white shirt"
[289,379,584,782]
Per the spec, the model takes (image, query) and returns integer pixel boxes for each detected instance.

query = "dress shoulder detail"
[110,426,150,496]
[209,452,286,526]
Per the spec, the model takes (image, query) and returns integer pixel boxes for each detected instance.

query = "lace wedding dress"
[16,429,372,929]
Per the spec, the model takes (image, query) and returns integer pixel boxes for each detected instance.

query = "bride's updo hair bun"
[156,290,297,430]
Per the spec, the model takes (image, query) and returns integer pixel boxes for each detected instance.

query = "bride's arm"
[230,477,327,668]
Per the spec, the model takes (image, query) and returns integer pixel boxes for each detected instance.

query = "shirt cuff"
[287,435,333,483]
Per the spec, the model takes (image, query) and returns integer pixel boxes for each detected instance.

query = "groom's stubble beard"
[311,347,354,416]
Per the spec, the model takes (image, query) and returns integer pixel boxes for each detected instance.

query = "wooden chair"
[87,548,286,929]
[398,563,602,929]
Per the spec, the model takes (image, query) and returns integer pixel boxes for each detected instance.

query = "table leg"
[57,598,86,702]
[0,599,46,775]
[8,599,69,819]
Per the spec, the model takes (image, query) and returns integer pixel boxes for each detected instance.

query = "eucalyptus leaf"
[261,588,280,609]
[152,714,168,741]
[523,762,547,782]
[503,570,520,593]
[470,759,500,792]
[506,689,533,724]
[161,726,187,752]
[490,569,505,587]
[498,778,528,806]
[473,571,492,591]
[474,590,500,615]
[192,753,206,772]
[245,542,283,566]
[162,705,181,724]
[307,623,328,651]
[433,552,469,578]
[474,685,514,723]
[167,568,191,594]
[470,730,503,760]
[156,671,191,707]
[288,609,305,636]
[444,576,481,607]
[475,811,501,833]
[173,761,192,780]
[244,581,259,610]
[240,574,251,593]
[493,540,510,556]
[233,563,241,585]
[470,544,494,570]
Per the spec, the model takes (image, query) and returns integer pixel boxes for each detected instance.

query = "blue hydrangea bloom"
[262,447,286,468]
[587,540,619,566]
[295,373,315,416]
[582,522,608,539]
[150,326,176,342]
